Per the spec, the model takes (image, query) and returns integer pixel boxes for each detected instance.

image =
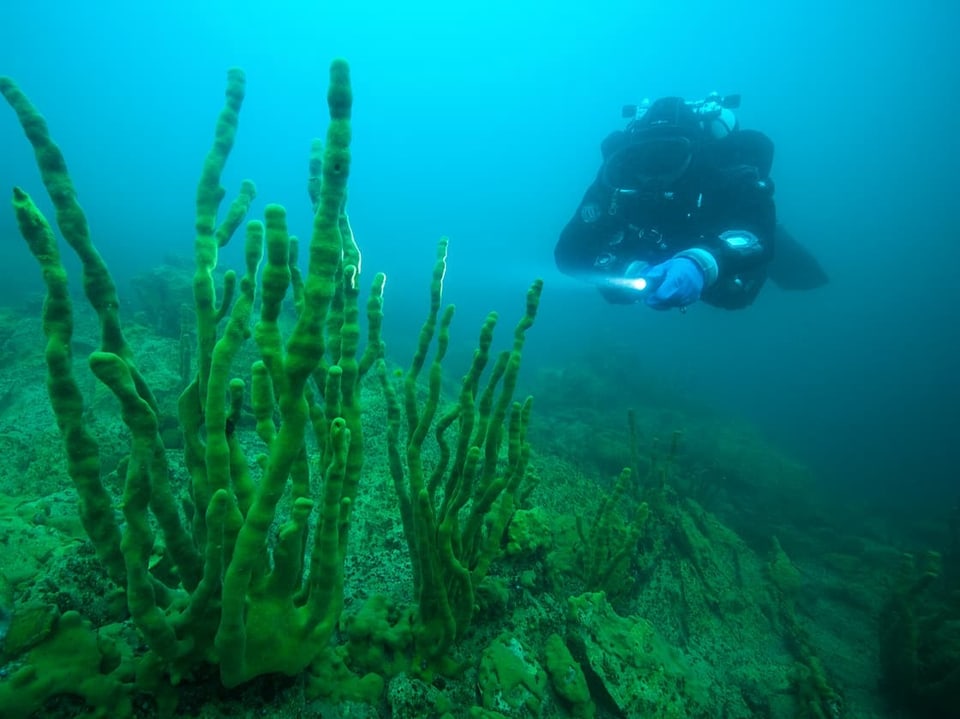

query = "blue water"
[2,0,958,510]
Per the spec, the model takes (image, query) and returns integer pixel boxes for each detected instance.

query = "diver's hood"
[601,97,704,192]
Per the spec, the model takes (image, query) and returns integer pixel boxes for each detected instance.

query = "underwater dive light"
[601,265,657,297]
[624,275,648,292]
[620,260,654,295]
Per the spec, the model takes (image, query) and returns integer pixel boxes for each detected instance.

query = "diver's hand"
[643,257,705,310]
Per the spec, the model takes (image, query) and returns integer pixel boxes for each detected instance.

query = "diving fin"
[769,223,830,291]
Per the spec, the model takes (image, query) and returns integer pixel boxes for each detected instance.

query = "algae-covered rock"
[543,632,594,718]
[387,672,457,719]
[768,535,802,600]
[505,507,553,556]
[478,632,549,717]
[0,601,58,658]
[307,644,385,705]
[566,592,709,718]
[0,611,133,719]
[343,593,414,677]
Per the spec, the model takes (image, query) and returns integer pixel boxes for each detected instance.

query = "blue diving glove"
[642,257,705,310]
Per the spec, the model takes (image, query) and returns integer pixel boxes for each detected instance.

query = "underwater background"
[1,1,958,718]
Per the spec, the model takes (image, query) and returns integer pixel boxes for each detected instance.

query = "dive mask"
[601,95,704,193]
[601,134,694,192]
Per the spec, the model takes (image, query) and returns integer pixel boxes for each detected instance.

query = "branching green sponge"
[4,57,382,712]
[380,237,543,673]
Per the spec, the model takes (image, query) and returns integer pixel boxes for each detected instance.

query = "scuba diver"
[555,93,828,310]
